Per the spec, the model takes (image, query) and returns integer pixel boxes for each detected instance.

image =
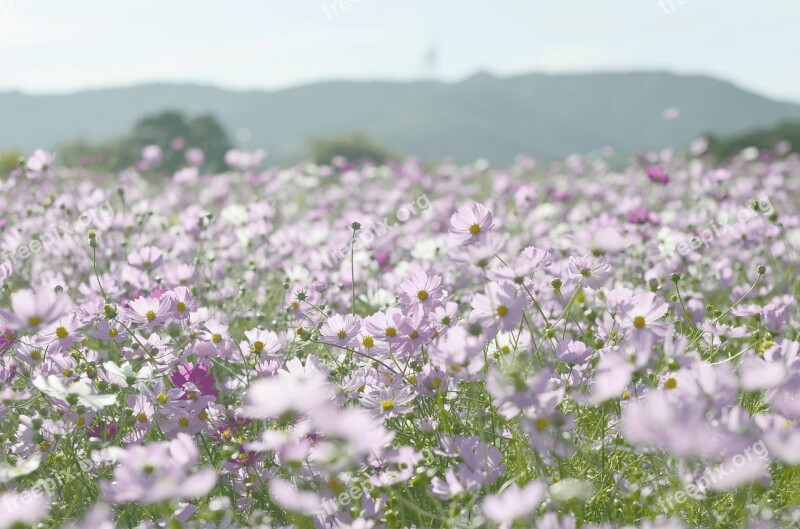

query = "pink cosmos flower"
[482,481,546,527]
[619,292,669,350]
[0,288,71,331]
[101,433,217,504]
[127,246,164,272]
[0,263,11,289]
[319,313,361,348]
[469,282,524,336]
[567,255,612,289]
[126,296,171,328]
[449,202,494,246]
[35,315,85,355]
[25,149,55,180]
[0,491,50,529]
[241,328,284,357]
[360,382,415,418]
[398,270,445,310]
[185,148,205,167]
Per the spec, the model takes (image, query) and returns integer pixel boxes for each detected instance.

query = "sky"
[1,0,798,103]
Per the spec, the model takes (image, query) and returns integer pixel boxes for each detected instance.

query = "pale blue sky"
[2,0,798,102]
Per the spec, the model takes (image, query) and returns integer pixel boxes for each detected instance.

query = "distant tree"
[58,111,233,174]
[705,122,800,159]
[189,115,232,172]
[310,133,395,165]
[0,149,23,177]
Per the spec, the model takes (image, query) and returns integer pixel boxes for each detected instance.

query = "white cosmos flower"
[33,375,117,411]
[103,361,153,387]
[0,455,41,484]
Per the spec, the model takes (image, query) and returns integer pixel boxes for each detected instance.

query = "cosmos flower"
[25,149,55,180]
[100,433,217,504]
[0,491,49,529]
[126,296,172,328]
[0,288,71,331]
[567,255,612,289]
[127,246,164,272]
[319,313,361,348]
[449,202,494,245]
[469,281,525,335]
[397,270,445,309]
[482,481,546,527]
[33,375,117,411]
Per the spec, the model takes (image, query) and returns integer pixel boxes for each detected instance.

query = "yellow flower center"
[337,330,347,339]
[198,410,208,421]
[176,302,186,313]
[665,377,678,390]
[469,223,481,235]
[253,340,265,351]
[417,290,429,301]
[633,316,646,329]
[409,330,420,339]
[109,328,119,337]
[145,310,156,322]
[362,336,374,348]
[157,393,168,404]
[178,417,190,428]
[381,400,395,411]
[501,345,510,354]
[55,327,69,339]
[62,369,73,377]
[39,441,51,452]
[28,316,42,326]
[142,261,152,269]
[536,418,549,430]
[31,350,41,361]
[497,305,508,317]
[137,412,148,423]
[212,333,222,344]
[432,377,442,388]
[386,327,397,338]
[76,416,86,426]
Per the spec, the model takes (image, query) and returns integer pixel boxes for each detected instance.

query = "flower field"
[0,144,799,529]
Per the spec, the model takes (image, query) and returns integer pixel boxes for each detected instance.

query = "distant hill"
[2,71,800,164]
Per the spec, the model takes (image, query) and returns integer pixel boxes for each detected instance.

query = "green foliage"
[705,122,800,159]
[310,133,395,165]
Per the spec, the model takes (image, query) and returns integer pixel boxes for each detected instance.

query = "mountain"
[2,71,800,164]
